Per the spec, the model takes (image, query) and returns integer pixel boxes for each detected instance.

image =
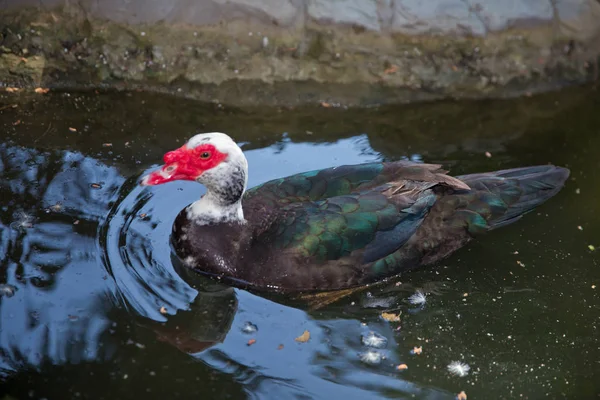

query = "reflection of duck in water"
[142,132,568,299]
[150,261,238,355]
[151,288,237,355]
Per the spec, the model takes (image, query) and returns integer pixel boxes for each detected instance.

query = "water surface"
[0,86,599,399]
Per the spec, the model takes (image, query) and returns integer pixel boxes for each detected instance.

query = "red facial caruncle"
[141,143,228,186]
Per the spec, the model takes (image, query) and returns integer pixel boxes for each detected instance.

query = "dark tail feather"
[457,165,570,230]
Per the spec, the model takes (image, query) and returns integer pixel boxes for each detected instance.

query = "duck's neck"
[185,163,247,226]
[186,192,244,225]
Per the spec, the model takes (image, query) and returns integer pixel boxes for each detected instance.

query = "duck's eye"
[200,152,211,159]
[165,165,176,172]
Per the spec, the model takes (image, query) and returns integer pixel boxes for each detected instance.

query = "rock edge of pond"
[0,1,599,106]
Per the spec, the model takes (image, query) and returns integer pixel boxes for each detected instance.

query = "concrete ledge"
[1,0,599,106]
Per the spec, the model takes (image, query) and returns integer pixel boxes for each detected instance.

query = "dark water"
[0,86,599,400]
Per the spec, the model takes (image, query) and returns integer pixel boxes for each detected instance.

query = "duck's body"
[142,133,569,293]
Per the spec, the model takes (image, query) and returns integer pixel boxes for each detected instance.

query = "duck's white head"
[141,132,249,223]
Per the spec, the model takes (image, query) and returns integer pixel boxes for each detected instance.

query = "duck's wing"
[261,186,436,264]
[243,172,462,291]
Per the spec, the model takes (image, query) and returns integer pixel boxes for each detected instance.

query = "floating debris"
[90,183,103,189]
[11,211,34,230]
[295,330,310,343]
[361,293,396,309]
[381,312,401,322]
[516,260,526,267]
[411,346,423,355]
[159,306,168,315]
[361,331,388,349]
[588,245,596,251]
[49,202,63,212]
[241,321,258,334]
[125,339,146,349]
[247,339,256,346]
[0,284,17,298]
[456,391,467,400]
[384,65,398,74]
[447,361,470,377]
[408,290,427,305]
[359,350,383,365]
[68,127,77,132]
[5,87,20,93]
[0,104,17,111]
[320,101,332,108]
[102,143,113,147]
[396,363,408,371]
[34,87,49,94]
[592,285,596,289]
[485,151,492,158]
[277,344,284,350]
[577,225,583,231]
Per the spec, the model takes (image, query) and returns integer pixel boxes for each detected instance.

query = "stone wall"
[1,0,599,106]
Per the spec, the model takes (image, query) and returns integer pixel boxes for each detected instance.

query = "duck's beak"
[140,163,183,186]
[141,144,201,186]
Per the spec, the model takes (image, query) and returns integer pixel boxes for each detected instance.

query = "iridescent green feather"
[244,162,386,204]
[272,191,406,261]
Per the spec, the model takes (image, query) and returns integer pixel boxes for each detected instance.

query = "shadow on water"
[0,85,599,399]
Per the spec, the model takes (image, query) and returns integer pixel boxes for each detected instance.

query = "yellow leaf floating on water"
[381,312,400,322]
[295,330,310,342]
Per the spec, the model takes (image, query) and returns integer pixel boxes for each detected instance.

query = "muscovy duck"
[141,132,569,293]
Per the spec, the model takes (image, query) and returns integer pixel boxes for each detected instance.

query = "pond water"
[0,85,599,399]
